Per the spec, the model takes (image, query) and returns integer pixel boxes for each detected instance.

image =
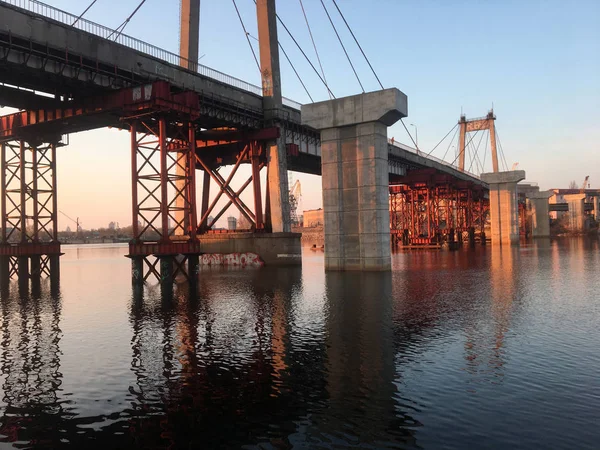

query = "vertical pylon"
[257,0,291,233]
[458,111,498,173]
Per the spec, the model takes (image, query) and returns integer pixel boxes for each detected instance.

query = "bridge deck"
[0,0,485,188]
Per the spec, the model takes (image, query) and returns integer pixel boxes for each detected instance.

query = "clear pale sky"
[6,0,599,230]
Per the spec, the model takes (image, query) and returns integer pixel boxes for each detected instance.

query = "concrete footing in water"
[197,233,302,266]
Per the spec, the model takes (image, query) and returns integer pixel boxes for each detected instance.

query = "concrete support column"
[481,171,526,245]
[302,89,408,271]
[564,193,586,233]
[527,190,552,238]
[257,0,291,233]
[131,257,144,285]
[593,196,599,222]
[50,255,60,293]
[0,256,9,289]
[18,256,29,282]
[187,254,199,286]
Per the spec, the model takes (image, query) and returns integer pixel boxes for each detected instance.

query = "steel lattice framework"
[0,139,60,283]
[390,183,489,248]
[129,117,201,283]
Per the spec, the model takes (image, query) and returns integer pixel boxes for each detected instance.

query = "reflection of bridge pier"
[320,272,417,446]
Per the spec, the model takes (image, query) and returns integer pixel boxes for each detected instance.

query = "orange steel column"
[489,119,499,173]
[187,124,198,240]
[251,142,264,230]
[130,121,140,240]
[458,116,467,172]
[159,118,169,242]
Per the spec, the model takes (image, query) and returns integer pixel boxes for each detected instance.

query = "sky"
[4,0,599,230]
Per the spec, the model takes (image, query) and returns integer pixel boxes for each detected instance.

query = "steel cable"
[232,0,261,72]
[72,0,99,26]
[331,0,384,90]
[299,0,331,98]
[319,0,364,92]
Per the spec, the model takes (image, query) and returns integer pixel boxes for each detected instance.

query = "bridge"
[0,0,540,286]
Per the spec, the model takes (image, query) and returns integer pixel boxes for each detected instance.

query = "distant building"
[227,216,237,230]
[303,208,323,228]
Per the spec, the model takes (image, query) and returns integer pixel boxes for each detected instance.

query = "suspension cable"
[319,0,364,92]
[331,0,384,90]
[253,0,335,98]
[450,128,481,167]
[468,128,487,173]
[482,130,489,171]
[72,0,99,26]
[299,0,331,99]
[400,119,419,152]
[107,0,147,40]
[279,42,314,102]
[495,126,510,171]
[441,126,459,162]
[427,123,458,157]
[232,0,261,72]
[274,13,336,98]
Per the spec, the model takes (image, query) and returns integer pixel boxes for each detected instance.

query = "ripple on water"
[0,240,597,448]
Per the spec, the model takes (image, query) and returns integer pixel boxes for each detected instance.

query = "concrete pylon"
[564,193,586,233]
[176,0,201,236]
[481,170,526,245]
[527,190,552,238]
[302,89,408,271]
[257,0,291,233]
[593,196,600,222]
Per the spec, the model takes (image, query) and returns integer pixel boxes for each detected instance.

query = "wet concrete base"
[197,232,302,266]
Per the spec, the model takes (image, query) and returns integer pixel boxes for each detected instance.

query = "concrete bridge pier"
[528,190,553,238]
[302,89,408,270]
[481,171,526,245]
[564,193,586,232]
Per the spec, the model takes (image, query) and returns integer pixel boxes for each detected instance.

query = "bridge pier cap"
[301,89,407,272]
[301,88,408,130]
[481,170,526,246]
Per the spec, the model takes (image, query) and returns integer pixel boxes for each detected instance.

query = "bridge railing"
[388,139,481,180]
[1,0,303,110]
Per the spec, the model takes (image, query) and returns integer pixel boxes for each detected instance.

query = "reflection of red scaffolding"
[390,183,489,248]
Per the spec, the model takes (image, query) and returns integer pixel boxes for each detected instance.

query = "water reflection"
[0,241,598,448]
[317,272,418,448]
[0,282,69,447]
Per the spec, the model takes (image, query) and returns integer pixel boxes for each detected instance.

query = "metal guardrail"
[388,139,481,180]
[0,0,303,110]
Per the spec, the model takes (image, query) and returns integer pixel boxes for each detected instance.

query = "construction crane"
[59,211,82,237]
[288,178,302,226]
[581,175,590,193]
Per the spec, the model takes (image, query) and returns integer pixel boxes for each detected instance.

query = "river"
[0,238,598,449]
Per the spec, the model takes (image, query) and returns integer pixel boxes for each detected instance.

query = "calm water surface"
[0,239,598,449]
